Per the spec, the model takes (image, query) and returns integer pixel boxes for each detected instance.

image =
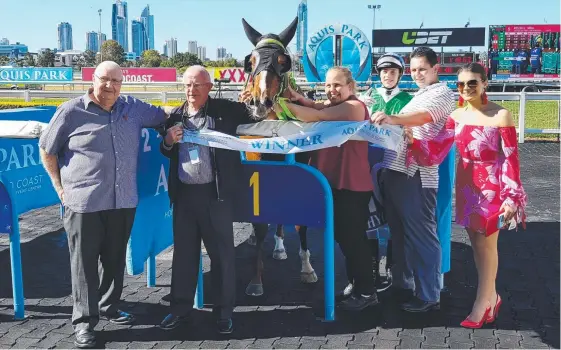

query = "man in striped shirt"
[371,47,455,313]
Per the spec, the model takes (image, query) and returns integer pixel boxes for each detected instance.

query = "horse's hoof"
[247,234,257,246]
[273,249,287,260]
[301,270,318,283]
[245,283,264,296]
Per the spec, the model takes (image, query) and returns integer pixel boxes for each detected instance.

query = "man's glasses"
[184,82,210,90]
[95,74,123,85]
[456,79,481,90]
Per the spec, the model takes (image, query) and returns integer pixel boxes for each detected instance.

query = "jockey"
[359,53,413,294]
[361,52,412,114]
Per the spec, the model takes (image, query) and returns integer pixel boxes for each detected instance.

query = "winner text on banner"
[180,120,404,154]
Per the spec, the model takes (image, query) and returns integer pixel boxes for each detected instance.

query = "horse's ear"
[278,17,298,48]
[242,18,262,46]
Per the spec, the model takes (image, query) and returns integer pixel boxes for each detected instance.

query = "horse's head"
[242,17,298,120]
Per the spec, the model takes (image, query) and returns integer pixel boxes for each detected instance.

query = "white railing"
[0,81,345,92]
[1,89,559,144]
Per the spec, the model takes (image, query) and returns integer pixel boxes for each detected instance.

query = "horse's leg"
[247,226,257,246]
[297,225,318,283]
[273,224,287,260]
[246,223,268,296]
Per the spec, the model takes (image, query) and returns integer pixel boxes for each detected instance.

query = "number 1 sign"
[233,158,336,321]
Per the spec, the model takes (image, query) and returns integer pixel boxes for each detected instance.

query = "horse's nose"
[264,98,273,109]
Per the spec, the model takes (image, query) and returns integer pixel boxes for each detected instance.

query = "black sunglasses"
[456,79,481,90]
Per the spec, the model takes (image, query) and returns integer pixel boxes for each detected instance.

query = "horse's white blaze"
[299,249,314,274]
[259,70,268,101]
[273,234,285,251]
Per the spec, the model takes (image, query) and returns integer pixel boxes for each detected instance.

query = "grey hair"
[183,65,211,83]
[94,61,122,75]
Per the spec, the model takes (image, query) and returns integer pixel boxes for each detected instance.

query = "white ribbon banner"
[0,121,48,139]
[181,120,404,154]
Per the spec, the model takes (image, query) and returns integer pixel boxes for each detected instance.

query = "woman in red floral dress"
[406,63,527,328]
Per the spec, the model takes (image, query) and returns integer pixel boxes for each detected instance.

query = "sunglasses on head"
[456,79,481,90]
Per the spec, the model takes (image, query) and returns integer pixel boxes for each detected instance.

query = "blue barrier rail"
[1,106,453,323]
[0,107,59,320]
[237,152,335,321]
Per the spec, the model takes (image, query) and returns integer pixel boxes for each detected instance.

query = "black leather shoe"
[336,283,354,302]
[217,318,233,334]
[390,287,415,303]
[160,293,172,305]
[401,297,440,313]
[74,329,96,349]
[101,310,136,325]
[339,293,379,311]
[159,313,189,330]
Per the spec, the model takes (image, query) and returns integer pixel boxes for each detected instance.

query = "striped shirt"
[381,82,455,188]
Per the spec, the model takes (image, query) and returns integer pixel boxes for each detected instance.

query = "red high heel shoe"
[460,307,491,329]
[486,295,502,323]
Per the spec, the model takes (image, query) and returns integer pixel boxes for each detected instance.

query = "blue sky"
[1,0,559,59]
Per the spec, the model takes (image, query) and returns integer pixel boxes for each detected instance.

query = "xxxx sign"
[210,67,252,83]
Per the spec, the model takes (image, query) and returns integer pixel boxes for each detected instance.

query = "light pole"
[465,18,471,52]
[98,9,103,61]
[411,21,424,52]
[368,5,381,52]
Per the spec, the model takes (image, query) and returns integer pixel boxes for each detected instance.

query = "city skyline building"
[165,37,177,58]
[197,45,206,61]
[296,0,308,56]
[85,32,106,52]
[216,46,227,60]
[5,3,225,61]
[111,0,128,51]
[188,41,197,55]
[86,31,99,52]
[99,33,107,50]
[0,42,28,58]
[57,22,73,51]
[131,19,148,57]
[140,5,155,50]
[125,52,136,61]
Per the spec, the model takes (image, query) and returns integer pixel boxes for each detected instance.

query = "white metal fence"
[1,88,559,144]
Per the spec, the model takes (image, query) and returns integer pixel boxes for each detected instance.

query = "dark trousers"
[170,182,235,320]
[63,207,136,331]
[381,169,440,302]
[333,188,375,295]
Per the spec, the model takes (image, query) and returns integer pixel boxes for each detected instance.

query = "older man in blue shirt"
[39,61,170,349]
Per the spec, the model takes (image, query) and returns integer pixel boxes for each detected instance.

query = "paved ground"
[0,142,559,349]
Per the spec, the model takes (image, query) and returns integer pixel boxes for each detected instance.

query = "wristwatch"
[162,139,173,150]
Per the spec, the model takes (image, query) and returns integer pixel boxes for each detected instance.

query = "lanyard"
[182,101,209,131]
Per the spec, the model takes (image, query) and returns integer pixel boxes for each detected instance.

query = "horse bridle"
[243,38,297,119]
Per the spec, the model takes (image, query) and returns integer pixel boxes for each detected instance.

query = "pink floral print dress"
[407,116,527,235]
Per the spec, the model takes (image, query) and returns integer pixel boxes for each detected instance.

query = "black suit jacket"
[159,97,255,206]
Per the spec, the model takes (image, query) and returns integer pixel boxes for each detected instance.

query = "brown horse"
[240,17,318,297]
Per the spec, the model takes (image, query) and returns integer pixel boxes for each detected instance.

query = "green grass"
[0,98,184,109]
[496,101,560,140]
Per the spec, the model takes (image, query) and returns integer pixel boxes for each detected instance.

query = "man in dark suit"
[158,65,255,334]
